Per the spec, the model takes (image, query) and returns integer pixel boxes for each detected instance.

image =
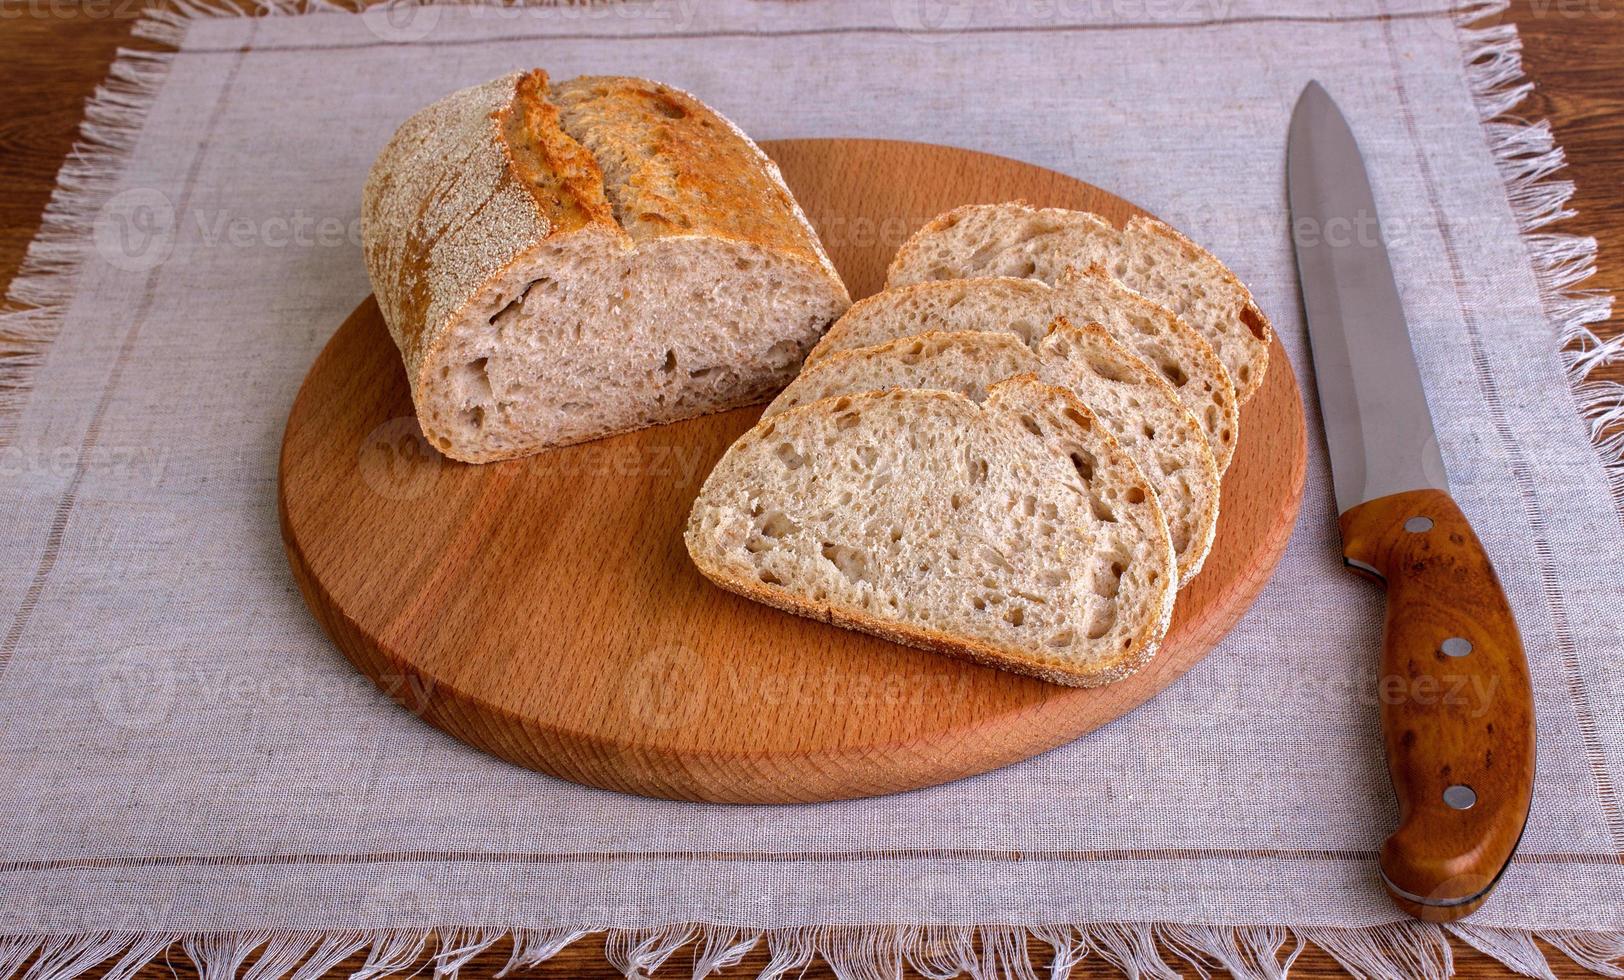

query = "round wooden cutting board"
[280,138,1306,803]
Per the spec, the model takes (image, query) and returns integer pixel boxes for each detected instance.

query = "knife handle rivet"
[1403,516,1434,533]
[1444,784,1477,810]
[1441,637,1473,658]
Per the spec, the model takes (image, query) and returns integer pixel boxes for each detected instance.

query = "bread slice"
[362,70,851,463]
[768,321,1220,584]
[885,202,1271,403]
[805,269,1239,473]
[685,376,1176,687]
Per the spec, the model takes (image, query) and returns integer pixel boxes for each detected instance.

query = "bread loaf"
[685,376,1176,687]
[362,70,851,463]
[885,202,1271,403]
[806,268,1239,472]
[769,321,1220,584]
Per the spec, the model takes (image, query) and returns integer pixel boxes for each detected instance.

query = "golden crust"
[361,72,577,384]
[360,69,846,428]
[548,76,835,275]
[503,70,619,240]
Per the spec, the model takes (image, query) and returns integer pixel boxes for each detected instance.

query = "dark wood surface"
[1,2,1617,977]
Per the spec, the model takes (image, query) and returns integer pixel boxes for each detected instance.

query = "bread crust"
[685,379,1176,688]
[363,71,598,385]
[360,70,847,460]
[545,76,837,270]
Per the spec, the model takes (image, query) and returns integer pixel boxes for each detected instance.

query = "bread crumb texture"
[774,322,1218,585]
[686,377,1176,687]
[885,202,1271,403]
[807,270,1239,474]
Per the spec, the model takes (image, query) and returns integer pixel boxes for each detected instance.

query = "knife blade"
[1288,81,1536,923]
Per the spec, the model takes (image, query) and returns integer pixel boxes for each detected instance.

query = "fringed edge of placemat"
[4,923,1624,980]
[1456,0,1622,503]
[0,42,173,450]
[1,2,1620,979]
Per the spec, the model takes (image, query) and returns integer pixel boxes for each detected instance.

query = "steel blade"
[1288,81,1448,514]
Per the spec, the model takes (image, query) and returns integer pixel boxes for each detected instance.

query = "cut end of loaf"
[415,234,847,462]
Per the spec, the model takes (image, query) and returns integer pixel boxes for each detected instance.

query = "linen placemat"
[2,1,1621,977]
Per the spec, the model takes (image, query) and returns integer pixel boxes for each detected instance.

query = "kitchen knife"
[1287,81,1535,922]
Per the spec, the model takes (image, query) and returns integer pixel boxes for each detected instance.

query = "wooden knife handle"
[1338,488,1535,922]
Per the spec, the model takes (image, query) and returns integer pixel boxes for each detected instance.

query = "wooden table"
[2,3,1617,977]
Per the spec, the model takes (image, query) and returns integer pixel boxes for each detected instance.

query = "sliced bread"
[804,269,1239,473]
[362,70,850,463]
[768,321,1220,584]
[884,202,1271,403]
[685,376,1176,687]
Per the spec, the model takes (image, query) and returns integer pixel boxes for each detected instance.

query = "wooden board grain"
[278,138,1307,803]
